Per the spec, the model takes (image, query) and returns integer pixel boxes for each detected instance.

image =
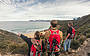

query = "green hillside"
[0,29,28,55]
[75,14,90,36]
[58,14,90,56]
[58,14,90,36]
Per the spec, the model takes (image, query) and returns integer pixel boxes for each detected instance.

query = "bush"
[79,36,86,45]
[71,40,80,50]
[0,43,8,49]
[11,43,28,54]
[0,42,8,54]
[0,40,28,55]
[86,34,90,38]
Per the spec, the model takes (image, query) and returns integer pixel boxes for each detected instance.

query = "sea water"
[0,21,50,33]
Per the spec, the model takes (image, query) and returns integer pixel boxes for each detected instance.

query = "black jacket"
[20,34,32,56]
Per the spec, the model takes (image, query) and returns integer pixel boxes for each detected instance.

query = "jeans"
[64,39,71,51]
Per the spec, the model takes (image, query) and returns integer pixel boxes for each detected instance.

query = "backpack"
[72,27,75,39]
[48,29,61,52]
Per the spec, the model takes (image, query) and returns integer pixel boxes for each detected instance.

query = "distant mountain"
[29,20,50,22]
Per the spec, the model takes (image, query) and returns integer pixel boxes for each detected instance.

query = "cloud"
[0,0,90,21]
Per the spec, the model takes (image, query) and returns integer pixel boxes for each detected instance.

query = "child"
[31,31,42,56]
[17,33,33,56]
[17,31,42,56]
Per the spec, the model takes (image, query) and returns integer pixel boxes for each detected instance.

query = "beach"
[23,32,35,38]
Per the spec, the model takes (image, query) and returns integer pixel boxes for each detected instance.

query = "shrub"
[11,43,28,55]
[71,40,80,50]
[79,36,86,45]
[86,34,90,38]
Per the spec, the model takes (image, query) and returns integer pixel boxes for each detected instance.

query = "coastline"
[0,29,35,38]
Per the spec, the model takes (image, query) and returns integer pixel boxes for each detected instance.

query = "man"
[45,20,63,56]
[64,22,75,52]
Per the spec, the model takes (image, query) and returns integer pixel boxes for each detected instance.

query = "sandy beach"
[23,32,35,38]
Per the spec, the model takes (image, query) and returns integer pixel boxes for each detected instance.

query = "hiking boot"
[65,52,68,55]
[68,48,72,52]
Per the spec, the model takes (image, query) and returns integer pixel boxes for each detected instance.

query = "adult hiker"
[64,22,75,52]
[45,20,63,56]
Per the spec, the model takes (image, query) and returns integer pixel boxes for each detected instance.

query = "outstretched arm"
[17,33,31,43]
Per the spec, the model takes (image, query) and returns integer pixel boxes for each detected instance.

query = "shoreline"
[0,29,35,38]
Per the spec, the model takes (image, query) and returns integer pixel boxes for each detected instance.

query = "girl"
[17,31,42,56]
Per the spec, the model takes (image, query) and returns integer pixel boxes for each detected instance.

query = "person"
[45,20,63,56]
[17,33,33,56]
[64,22,75,52]
[17,31,42,56]
[31,31,42,56]
[40,31,46,56]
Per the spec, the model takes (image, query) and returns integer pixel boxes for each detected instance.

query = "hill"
[0,29,28,55]
[58,14,90,56]
[74,14,90,35]
[58,14,90,36]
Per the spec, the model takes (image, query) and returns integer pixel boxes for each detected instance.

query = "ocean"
[0,21,50,33]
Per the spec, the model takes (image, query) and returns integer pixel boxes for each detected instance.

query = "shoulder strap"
[49,30,51,36]
[59,31,63,38]
[56,30,60,34]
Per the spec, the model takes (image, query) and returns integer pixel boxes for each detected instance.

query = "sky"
[0,0,90,21]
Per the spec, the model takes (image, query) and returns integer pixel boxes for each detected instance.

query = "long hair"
[35,31,40,39]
